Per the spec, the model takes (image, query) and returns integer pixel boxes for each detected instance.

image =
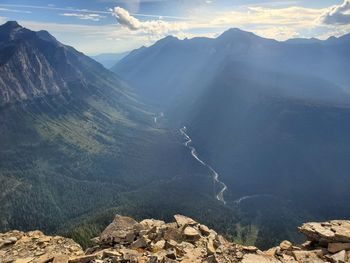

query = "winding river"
[154,113,277,207]
[234,194,275,204]
[180,126,228,204]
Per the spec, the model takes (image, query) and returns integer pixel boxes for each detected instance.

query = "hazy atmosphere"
[1,1,350,263]
[1,0,350,54]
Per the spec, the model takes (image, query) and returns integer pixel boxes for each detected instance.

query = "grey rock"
[99,215,142,245]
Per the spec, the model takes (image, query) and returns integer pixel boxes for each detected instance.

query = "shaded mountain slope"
[91,52,129,69]
[0,21,228,238]
[113,28,350,109]
[113,28,350,248]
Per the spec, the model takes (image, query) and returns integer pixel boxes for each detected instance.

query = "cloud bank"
[321,0,350,25]
[110,7,186,36]
[60,13,106,21]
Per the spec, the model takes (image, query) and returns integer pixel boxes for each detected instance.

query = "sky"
[0,0,349,55]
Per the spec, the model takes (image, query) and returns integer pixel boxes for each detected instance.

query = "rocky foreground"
[1,215,350,263]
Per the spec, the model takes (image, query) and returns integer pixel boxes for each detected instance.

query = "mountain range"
[113,27,350,247]
[1,20,350,251]
[113,28,350,108]
[91,52,129,69]
[0,21,234,246]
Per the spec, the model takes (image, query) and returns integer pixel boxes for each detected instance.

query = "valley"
[113,26,350,249]
[180,126,228,204]
[1,18,350,254]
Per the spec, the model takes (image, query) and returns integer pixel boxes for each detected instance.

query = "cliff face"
[1,215,350,263]
[0,21,121,106]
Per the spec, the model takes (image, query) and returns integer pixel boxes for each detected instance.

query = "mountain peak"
[0,21,23,34]
[326,33,350,44]
[1,21,22,29]
[0,21,28,42]
[36,30,58,43]
[218,28,257,39]
[154,35,179,46]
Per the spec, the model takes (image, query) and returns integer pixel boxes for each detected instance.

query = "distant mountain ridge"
[91,52,129,69]
[113,28,350,108]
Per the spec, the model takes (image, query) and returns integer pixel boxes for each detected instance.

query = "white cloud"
[0,7,32,14]
[5,1,350,54]
[320,0,350,25]
[0,4,187,20]
[110,6,186,36]
[108,4,349,42]
[111,7,140,30]
[17,19,156,54]
[60,13,106,21]
[207,6,324,29]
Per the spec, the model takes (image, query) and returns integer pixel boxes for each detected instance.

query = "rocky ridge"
[1,215,350,263]
[0,21,122,106]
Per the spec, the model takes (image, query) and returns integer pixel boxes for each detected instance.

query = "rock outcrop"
[0,230,83,262]
[1,215,350,262]
[266,220,350,263]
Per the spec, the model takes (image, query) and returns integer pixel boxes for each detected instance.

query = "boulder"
[174,215,197,227]
[119,248,141,262]
[130,236,149,249]
[99,215,142,245]
[164,227,183,243]
[199,225,211,236]
[102,249,122,258]
[242,245,258,252]
[328,242,350,253]
[292,250,324,263]
[183,226,201,242]
[326,250,347,263]
[299,221,350,243]
[265,247,278,257]
[140,219,165,230]
[206,239,216,255]
[279,240,292,251]
[152,240,166,251]
[184,227,200,237]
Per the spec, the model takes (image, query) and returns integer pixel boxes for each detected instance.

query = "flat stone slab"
[174,215,197,227]
[299,220,350,243]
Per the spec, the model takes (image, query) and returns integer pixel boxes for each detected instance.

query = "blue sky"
[0,0,349,55]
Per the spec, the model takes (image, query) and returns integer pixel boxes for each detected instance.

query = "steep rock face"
[1,215,350,262]
[0,21,119,106]
[0,40,67,104]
